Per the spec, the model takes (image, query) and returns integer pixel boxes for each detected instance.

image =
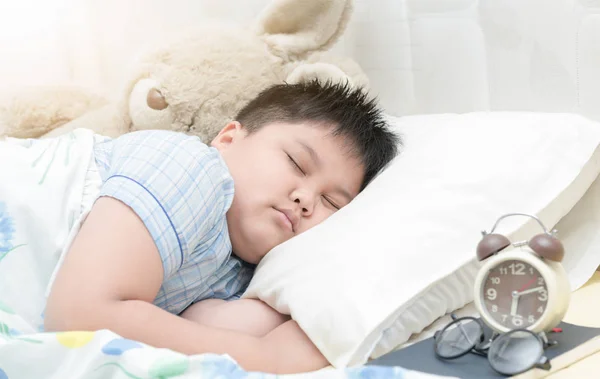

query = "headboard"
[334,0,600,120]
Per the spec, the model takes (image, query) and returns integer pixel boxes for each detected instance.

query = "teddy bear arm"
[42,103,128,139]
[0,86,108,138]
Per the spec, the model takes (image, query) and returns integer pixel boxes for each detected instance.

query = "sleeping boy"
[0,80,399,374]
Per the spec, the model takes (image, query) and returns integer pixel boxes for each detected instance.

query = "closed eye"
[287,153,305,175]
[323,196,340,210]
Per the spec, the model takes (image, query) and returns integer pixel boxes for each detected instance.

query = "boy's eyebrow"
[298,140,321,168]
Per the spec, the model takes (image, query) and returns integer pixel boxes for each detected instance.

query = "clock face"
[482,259,549,329]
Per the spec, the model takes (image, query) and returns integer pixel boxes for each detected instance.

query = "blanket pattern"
[0,299,454,379]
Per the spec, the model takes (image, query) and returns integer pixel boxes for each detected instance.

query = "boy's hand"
[44,197,329,374]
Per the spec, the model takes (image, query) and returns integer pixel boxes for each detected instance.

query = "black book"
[367,321,600,378]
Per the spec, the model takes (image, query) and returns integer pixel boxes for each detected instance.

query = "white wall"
[0,0,72,89]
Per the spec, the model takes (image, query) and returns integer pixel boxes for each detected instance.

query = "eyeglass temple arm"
[536,356,552,371]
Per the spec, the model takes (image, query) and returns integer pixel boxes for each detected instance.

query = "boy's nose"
[292,190,315,216]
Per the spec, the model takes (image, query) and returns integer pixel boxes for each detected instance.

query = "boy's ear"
[210,121,245,150]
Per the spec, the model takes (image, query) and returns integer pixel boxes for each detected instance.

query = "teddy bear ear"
[285,62,356,87]
[254,0,353,59]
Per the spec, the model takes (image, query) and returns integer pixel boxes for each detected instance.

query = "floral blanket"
[0,298,455,379]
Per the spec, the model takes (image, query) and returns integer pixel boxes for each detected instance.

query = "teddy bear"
[0,0,369,144]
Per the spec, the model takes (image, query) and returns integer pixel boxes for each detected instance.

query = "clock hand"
[510,294,519,317]
[509,277,541,317]
[516,286,544,297]
[518,277,537,292]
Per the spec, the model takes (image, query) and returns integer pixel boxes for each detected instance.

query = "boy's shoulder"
[104,129,222,161]
[116,129,205,146]
[96,129,231,186]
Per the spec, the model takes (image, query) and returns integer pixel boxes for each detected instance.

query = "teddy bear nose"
[147,88,168,110]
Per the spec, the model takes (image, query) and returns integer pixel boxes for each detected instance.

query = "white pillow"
[386,169,600,351]
[243,112,600,368]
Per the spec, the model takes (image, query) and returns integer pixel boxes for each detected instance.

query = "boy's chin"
[232,247,262,265]
[230,228,276,265]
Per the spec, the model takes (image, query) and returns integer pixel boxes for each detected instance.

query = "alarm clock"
[473,213,571,334]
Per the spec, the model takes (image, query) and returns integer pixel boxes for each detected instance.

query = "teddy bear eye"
[147,88,168,110]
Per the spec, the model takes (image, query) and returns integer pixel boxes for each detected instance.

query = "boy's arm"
[181,299,291,337]
[44,197,328,374]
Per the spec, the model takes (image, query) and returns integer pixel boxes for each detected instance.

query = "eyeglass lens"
[435,318,483,359]
[487,330,544,375]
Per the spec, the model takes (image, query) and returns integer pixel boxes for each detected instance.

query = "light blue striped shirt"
[93,130,254,315]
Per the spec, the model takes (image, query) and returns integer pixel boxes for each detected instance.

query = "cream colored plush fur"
[0,0,369,143]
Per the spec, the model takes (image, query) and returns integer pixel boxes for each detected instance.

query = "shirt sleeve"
[227,290,245,301]
[96,130,234,280]
[222,262,256,301]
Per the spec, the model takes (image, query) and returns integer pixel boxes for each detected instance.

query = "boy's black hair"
[235,80,401,190]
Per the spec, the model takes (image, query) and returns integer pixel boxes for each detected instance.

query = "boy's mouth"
[274,207,297,233]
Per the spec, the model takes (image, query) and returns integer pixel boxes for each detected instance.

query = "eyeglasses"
[433,314,553,376]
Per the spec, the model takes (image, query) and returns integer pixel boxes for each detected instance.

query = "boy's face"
[211,121,364,264]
